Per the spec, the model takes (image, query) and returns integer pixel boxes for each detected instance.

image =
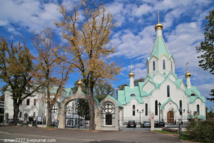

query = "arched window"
[102,102,115,126]
[133,105,135,116]
[191,93,195,96]
[163,59,166,70]
[171,62,173,71]
[197,104,200,115]
[179,100,182,115]
[130,94,135,97]
[145,104,148,116]
[153,61,155,71]
[155,100,158,115]
[167,85,170,97]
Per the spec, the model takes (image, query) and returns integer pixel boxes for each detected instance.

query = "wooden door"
[167,111,174,123]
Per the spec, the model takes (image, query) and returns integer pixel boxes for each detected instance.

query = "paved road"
[0,126,181,143]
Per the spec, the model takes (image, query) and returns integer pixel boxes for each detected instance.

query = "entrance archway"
[106,114,112,125]
[101,101,115,126]
[65,99,89,128]
[58,90,98,129]
[167,111,174,123]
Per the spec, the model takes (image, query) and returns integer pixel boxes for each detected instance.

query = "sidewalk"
[0,126,181,143]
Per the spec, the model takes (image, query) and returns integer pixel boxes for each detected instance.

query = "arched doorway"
[5,113,9,123]
[24,113,28,123]
[65,99,89,128]
[167,111,174,123]
[101,101,115,126]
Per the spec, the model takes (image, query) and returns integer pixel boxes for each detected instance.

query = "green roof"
[117,70,206,105]
[101,95,123,107]
[118,86,144,104]
[161,98,179,110]
[185,86,206,103]
[150,36,172,59]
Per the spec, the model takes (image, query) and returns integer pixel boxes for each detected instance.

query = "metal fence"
[0,101,4,123]
[122,116,194,126]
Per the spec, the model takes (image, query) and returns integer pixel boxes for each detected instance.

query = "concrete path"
[0,126,181,143]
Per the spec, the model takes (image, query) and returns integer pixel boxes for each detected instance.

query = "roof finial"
[79,72,81,79]
[158,12,160,23]
[186,62,189,71]
[77,72,83,86]
[185,62,191,78]
[131,61,133,71]
[129,61,134,78]
[155,12,163,30]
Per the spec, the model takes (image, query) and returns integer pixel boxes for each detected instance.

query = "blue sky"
[0,0,214,108]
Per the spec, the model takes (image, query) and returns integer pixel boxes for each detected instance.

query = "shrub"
[186,120,214,143]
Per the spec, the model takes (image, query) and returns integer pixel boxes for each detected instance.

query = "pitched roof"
[118,86,144,104]
[150,36,172,59]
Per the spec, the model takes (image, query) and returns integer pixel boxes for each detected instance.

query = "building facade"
[118,20,206,124]
[4,20,206,130]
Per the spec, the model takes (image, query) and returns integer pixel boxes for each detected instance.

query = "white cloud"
[111,25,156,59]
[0,0,62,34]
[197,84,213,98]
[132,4,152,17]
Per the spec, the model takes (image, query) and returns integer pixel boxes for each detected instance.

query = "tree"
[196,10,214,102]
[32,28,72,127]
[0,94,4,101]
[0,38,42,125]
[56,0,121,130]
[134,78,144,86]
[72,80,116,102]
[207,89,214,102]
[94,82,116,102]
[117,84,128,91]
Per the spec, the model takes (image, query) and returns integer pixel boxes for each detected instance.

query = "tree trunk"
[46,102,52,127]
[13,99,19,126]
[89,84,95,130]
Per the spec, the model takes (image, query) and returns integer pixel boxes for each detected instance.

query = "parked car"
[155,121,165,127]
[127,120,136,128]
[141,121,151,128]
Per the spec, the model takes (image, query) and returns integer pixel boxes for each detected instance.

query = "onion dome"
[185,62,191,78]
[129,70,135,78]
[155,23,163,30]
[155,12,163,30]
[129,61,135,78]
[77,79,83,86]
[185,70,191,78]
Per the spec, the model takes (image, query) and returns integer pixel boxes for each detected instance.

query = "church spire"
[129,62,135,89]
[185,62,192,89]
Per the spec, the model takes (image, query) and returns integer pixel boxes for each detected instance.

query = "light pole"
[75,99,80,129]
[137,109,144,125]
[158,102,161,123]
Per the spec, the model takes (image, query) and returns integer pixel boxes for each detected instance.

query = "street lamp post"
[158,102,161,123]
[179,108,185,136]
[137,109,144,125]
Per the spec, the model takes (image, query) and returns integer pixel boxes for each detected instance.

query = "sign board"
[37,116,42,122]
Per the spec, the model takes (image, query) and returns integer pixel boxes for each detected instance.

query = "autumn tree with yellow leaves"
[56,0,121,130]
[0,38,42,125]
[32,28,72,127]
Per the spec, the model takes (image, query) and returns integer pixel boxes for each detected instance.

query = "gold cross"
[158,12,160,23]
[131,61,133,71]
[186,62,189,70]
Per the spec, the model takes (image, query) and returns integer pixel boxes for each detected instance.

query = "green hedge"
[186,120,214,143]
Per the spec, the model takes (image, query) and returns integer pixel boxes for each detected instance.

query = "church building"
[4,18,206,130]
[117,18,206,124]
